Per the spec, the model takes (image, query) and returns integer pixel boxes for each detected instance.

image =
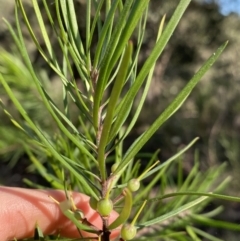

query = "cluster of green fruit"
[90,177,141,240]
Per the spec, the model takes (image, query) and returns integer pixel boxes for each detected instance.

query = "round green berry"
[74,209,84,220]
[89,196,98,210]
[97,198,113,217]
[127,178,140,192]
[121,224,137,240]
[111,163,119,173]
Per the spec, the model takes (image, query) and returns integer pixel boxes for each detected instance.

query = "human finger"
[0,187,119,240]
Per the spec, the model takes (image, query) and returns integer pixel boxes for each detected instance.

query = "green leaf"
[186,226,201,241]
[34,225,45,241]
[16,0,64,78]
[106,0,150,75]
[119,14,166,141]
[139,196,208,227]
[59,0,86,61]
[107,7,150,143]
[24,146,63,189]
[60,203,100,234]
[190,226,224,241]
[97,41,132,180]
[114,41,228,174]
[0,73,97,198]
[148,191,240,204]
[109,0,191,153]
[93,0,135,130]
[191,214,240,231]
[86,0,91,70]
[32,0,53,59]
[134,138,199,202]
[93,0,121,69]
[89,0,105,50]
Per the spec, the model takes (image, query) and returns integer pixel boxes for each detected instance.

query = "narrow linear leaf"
[115,41,228,174]
[120,14,167,141]
[93,0,120,69]
[139,196,208,227]
[108,188,133,230]
[34,225,45,241]
[89,0,105,49]
[107,9,149,142]
[86,0,91,70]
[0,99,26,133]
[148,191,240,203]
[97,41,132,180]
[191,214,240,231]
[16,0,63,78]
[190,226,224,241]
[93,0,134,130]
[25,147,63,189]
[186,226,201,241]
[0,73,97,199]
[32,0,53,58]
[14,2,96,163]
[108,0,191,148]
[60,206,100,234]
[106,0,150,80]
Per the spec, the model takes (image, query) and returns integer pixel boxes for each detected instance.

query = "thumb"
[0,187,119,240]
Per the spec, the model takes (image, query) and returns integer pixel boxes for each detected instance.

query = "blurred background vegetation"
[0,0,240,240]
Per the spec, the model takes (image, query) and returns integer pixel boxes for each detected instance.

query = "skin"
[0,187,120,241]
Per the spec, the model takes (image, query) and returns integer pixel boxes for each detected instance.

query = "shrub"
[1,0,240,241]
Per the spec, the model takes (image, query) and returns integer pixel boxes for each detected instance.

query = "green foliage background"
[0,0,240,240]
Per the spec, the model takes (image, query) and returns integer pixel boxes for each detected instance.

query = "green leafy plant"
[1,0,240,241]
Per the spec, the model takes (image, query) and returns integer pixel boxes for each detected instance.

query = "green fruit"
[89,196,98,210]
[111,163,119,173]
[74,209,84,220]
[121,224,137,240]
[127,179,140,192]
[97,198,113,217]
